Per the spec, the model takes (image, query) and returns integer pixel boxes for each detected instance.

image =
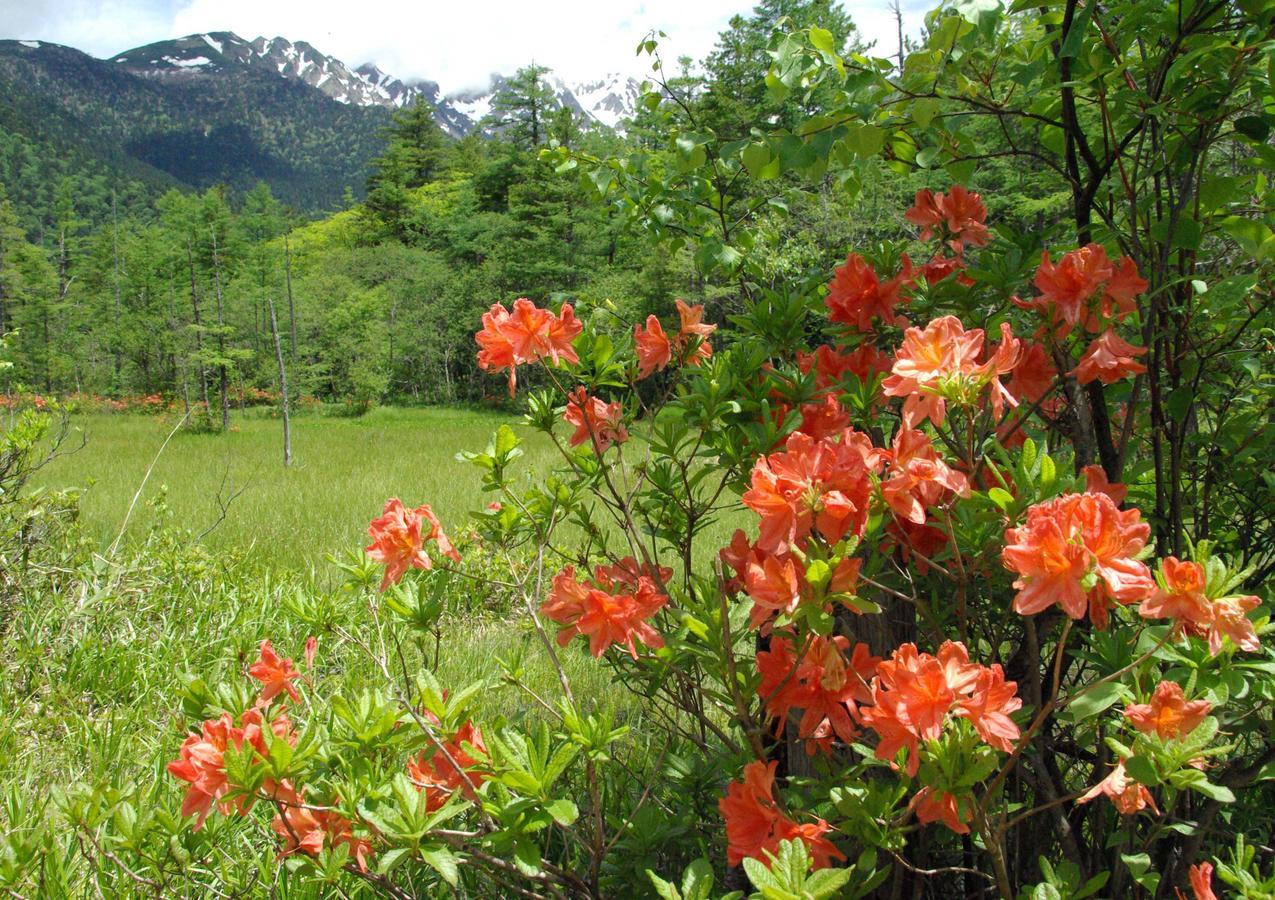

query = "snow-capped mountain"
[109,32,641,136]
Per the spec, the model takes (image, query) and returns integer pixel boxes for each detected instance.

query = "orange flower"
[1077,761,1159,816]
[1025,245,1146,335]
[1072,329,1148,384]
[719,760,844,869]
[859,642,1013,774]
[1139,557,1212,626]
[634,315,673,379]
[881,427,970,525]
[541,565,667,659]
[407,719,489,810]
[1124,681,1210,740]
[269,785,373,873]
[563,387,628,452]
[167,708,290,828]
[918,253,973,286]
[825,253,914,332]
[882,316,1020,427]
[365,499,460,590]
[741,430,875,554]
[475,299,582,396]
[1083,464,1128,505]
[755,635,879,754]
[248,640,301,704]
[1207,594,1261,655]
[675,299,716,338]
[796,394,851,441]
[910,787,969,834]
[1181,862,1217,900]
[796,343,890,392]
[1002,492,1154,627]
[1005,341,1059,411]
[905,185,989,251]
[955,664,1023,752]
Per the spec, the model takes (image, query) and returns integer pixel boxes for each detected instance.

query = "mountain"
[0,31,641,231]
[109,32,642,136]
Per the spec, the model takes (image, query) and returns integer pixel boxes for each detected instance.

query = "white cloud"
[11,0,930,94]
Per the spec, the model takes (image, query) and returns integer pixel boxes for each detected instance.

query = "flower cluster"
[563,387,628,452]
[634,299,716,379]
[719,761,844,869]
[1001,491,1155,628]
[476,298,582,395]
[406,717,489,811]
[905,184,989,286]
[1140,556,1261,654]
[755,635,879,754]
[859,642,1021,776]
[541,558,671,658]
[365,498,461,591]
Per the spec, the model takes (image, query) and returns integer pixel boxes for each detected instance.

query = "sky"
[1,0,930,94]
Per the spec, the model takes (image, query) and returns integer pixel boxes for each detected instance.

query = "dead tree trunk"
[284,234,297,356]
[266,297,292,467]
[210,227,229,431]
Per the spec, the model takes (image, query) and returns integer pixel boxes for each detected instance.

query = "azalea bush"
[154,187,1270,898]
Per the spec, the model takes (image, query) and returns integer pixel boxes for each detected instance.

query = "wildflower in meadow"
[268,784,373,872]
[248,640,301,704]
[563,388,628,452]
[541,565,667,658]
[365,499,460,590]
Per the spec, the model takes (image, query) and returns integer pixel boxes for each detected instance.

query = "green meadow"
[36,407,554,570]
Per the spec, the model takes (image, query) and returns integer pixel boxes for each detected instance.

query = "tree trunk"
[187,239,210,413]
[267,297,292,467]
[210,227,229,431]
[284,234,297,356]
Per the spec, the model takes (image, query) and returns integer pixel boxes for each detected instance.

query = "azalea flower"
[634,315,672,379]
[1077,761,1159,815]
[269,784,373,872]
[905,185,990,251]
[881,427,970,525]
[563,388,628,452]
[719,760,844,869]
[882,316,1021,427]
[407,719,489,810]
[365,498,461,591]
[755,635,879,754]
[741,429,876,554]
[1005,341,1059,412]
[825,253,914,332]
[248,640,301,704]
[859,642,1018,774]
[796,343,891,391]
[475,298,581,395]
[1001,492,1155,628]
[1180,862,1217,900]
[541,565,667,659]
[956,664,1023,752]
[675,298,716,338]
[796,394,851,441]
[910,787,969,834]
[1072,329,1148,384]
[1083,464,1128,505]
[1124,681,1210,740]
[1031,244,1114,331]
[167,708,292,828]
[1139,557,1262,655]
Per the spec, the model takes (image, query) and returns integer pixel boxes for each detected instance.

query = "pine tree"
[486,65,557,150]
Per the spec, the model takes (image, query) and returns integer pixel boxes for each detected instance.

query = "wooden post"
[266,297,292,467]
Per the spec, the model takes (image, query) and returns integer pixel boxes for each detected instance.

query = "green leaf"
[809,27,836,54]
[953,0,1002,26]
[647,869,681,900]
[1064,681,1123,721]
[419,846,460,886]
[911,99,939,128]
[742,142,771,176]
[546,798,579,826]
[681,858,714,900]
[1060,1,1094,58]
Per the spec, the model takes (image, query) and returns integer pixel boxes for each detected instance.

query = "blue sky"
[2,0,931,93]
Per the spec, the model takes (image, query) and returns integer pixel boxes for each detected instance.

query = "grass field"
[35,406,556,570]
